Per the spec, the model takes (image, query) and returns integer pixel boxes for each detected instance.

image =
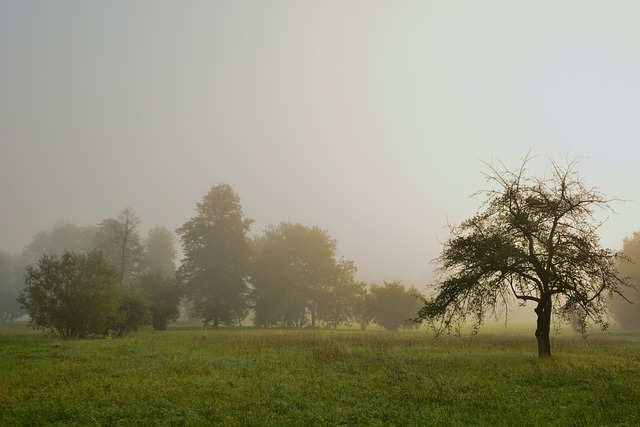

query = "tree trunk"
[213,317,219,330]
[118,325,128,338]
[310,307,317,329]
[534,295,552,357]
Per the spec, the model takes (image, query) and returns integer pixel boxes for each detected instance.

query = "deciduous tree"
[111,288,150,337]
[317,260,362,329]
[609,232,640,328]
[17,251,121,339]
[9,222,100,322]
[176,184,253,329]
[250,223,347,329]
[0,251,23,321]
[143,225,177,277]
[416,156,629,356]
[353,283,374,331]
[95,207,144,286]
[21,222,97,264]
[137,271,181,330]
[369,281,423,331]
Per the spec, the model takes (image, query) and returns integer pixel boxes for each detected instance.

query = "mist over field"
[2,1,640,288]
[4,6,640,423]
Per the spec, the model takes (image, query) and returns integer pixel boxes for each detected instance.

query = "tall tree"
[95,207,144,286]
[416,156,629,356]
[143,225,177,277]
[176,184,253,329]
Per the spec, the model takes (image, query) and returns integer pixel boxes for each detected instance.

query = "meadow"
[1,325,640,426]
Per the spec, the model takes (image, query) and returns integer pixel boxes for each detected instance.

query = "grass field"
[2,325,640,426]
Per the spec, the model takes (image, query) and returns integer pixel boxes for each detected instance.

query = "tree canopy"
[18,251,121,339]
[0,251,23,321]
[609,232,640,328]
[369,281,423,331]
[250,222,359,329]
[136,271,182,330]
[95,207,144,286]
[176,184,254,329]
[21,222,97,265]
[143,225,177,277]
[416,156,630,356]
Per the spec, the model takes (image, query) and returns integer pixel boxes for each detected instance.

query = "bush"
[18,251,121,339]
[112,289,151,337]
[369,282,424,331]
[136,272,182,330]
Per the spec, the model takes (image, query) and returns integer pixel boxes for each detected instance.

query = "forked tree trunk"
[534,295,552,357]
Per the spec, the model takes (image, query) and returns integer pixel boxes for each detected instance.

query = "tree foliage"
[0,251,23,321]
[177,184,253,329]
[416,156,629,356]
[11,222,100,321]
[21,222,97,264]
[110,289,151,337]
[609,232,640,329]
[17,251,121,339]
[316,260,363,329]
[369,281,423,331]
[143,225,177,277]
[250,223,357,329]
[137,271,182,330]
[95,207,144,286]
[353,283,375,331]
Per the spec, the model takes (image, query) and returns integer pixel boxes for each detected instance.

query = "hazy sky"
[2,1,639,287]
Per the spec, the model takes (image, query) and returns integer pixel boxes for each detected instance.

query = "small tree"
[353,284,374,331]
[18,251,121,339]
[416,156,630,356]
[137,272,182,330]
[317,260,362,329]
[369,281,424,331]
[111,289,150,337]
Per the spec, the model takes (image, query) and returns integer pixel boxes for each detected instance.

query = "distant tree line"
[4,208,181,338]
[175,184,423,332]
[4,176,640,341]
[3,185,423,338]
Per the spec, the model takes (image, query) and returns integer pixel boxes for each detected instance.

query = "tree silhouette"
[417,156,630,356]
[177,184,253,329]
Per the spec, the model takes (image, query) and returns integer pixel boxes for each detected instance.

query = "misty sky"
[2,1,640,287]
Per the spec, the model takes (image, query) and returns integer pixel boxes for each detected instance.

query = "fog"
[2,1,640,288]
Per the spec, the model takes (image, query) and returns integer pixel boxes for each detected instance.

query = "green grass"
[1,326,640,426]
